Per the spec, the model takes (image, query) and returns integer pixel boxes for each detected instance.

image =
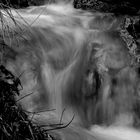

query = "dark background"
[0,0,139,15]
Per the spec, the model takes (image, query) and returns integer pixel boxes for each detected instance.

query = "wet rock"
[74,0,140,15]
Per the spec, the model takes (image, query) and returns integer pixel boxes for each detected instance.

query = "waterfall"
[1,2,140,140]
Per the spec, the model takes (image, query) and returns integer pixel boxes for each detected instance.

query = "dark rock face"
[0,0,45,8]
[73,0,140,15]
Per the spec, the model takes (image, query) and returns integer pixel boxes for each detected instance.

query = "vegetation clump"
[0,65,53,140]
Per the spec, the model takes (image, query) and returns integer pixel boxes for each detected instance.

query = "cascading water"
[1,1,140,140]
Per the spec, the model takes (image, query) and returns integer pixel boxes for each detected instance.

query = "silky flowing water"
[1,2,140,140]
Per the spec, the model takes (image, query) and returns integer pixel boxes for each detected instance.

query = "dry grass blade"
[29,5,48,26]
[28,124,35,140]
[16,92,34,102]
[42,115,75,131]
[23,109,56,115]
[59,108,66,124]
